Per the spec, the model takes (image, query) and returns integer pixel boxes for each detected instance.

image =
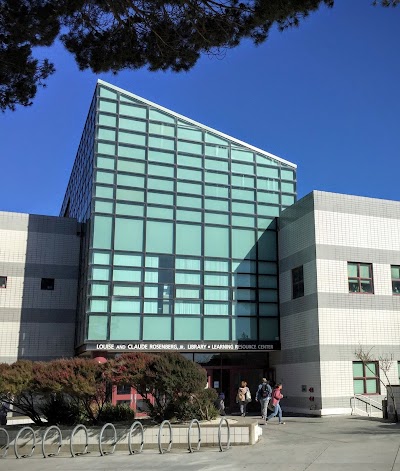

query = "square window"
[41,278,54,291]
[0,276,7,288]
[348,263,374,294]
[353,361,379,395]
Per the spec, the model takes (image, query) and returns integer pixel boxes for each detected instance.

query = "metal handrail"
[351,394,383,417]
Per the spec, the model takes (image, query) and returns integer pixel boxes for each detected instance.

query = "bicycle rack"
[70,424,90,458]
[14,426,36,459]
[158,420,172,454]
[188,419,201,453]
[99,423,117,456]
[0,427,9,458]
[42,425,62,458]
[218,417,231,452]
[128,421,144,454]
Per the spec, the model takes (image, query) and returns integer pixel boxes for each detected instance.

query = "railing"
[350,394,383,417]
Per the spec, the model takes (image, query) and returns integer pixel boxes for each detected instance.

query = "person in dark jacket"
[255,378,272,420]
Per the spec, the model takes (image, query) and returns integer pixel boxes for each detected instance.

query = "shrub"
[40,394,82,426]
[99,403,135,423]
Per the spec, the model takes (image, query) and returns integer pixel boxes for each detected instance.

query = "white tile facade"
[276,191,400,415]
[0,211,80,363]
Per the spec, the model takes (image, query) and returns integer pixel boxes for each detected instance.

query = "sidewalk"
[2,415,400,470]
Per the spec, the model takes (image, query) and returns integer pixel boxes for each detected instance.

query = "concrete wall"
[0,211,80,363]
[276,191,400,415]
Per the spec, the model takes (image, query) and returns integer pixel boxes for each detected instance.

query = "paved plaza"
[1,415,400,471]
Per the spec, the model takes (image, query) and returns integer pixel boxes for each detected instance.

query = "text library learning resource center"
[1,80,400,414]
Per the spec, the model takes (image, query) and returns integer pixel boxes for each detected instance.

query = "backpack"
[261,384,270,399]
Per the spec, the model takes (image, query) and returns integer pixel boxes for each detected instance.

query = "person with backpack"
[236,381,250,417]
[255,378,272,420]
[265,383,285,425]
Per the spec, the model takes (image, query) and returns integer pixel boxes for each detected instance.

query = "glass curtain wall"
[87,82,297,344]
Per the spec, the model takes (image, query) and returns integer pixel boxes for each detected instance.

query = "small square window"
[41,278,55,290]
[0,276,7,288]
[348,263,373,294]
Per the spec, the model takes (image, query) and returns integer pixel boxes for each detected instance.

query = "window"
[117,384,132,395]
[292,266,304,299]
[353,361,379,394]
[391,266,400,295]
[348,262,373,294]
[41,278,54,290]
[0,276,6,288]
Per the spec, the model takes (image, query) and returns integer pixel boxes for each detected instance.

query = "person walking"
[265,383,285,424]
[255,378,272,420]
[236,381,250,417]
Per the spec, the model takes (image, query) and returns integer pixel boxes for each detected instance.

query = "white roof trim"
[97,79,296,169]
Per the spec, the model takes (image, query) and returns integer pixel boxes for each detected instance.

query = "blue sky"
[1,0,399,216]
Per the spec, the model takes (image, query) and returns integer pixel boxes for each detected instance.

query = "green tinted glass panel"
[176,210,202,222]
[110,316,140,340]
[95,185,114,199]
[282,195,295,206]
[177,195,202,209]
[176,258,201,270]
[96,171,114,185]
[118,145,146,160]
[204,288,230,301]
[204,132,227,145]
[204,274,229,286]
[177,154,202,167]
[257,192,279,204]
[234,273,256,287]
[177,127,202,141]
[95,201,113,213]
[146,221,173,253]
[149,136,175,151]
[148,149,175,164]
[118,131,146,147]
[174,318,202,340]
[231,149,254,162]
[115,203,144,217]
[119,117,146,133]
[233,302,256,316]
[99,99,117,113]
[258,262,277,274]
[366,379,378,394]
[259,303,278,316]
[147,206,174,220]
[88,316,108,340]
[116,188,144,202]
[232,229,255,260]
[92,268,110,281]
[176,288,201,298]
[117,159,145,174]
[98,113,117,127]
[97,142,115,155]
[111,299,141,313]
[91,283,109,297]
[353,379,364,394]
[232,162,254,175]
[177,141,202,154]
[177,168,202,181]
[258,218,276,230]
[205,171,229,185]
[257,205,280,217]
[232,260,256,273]
[175,301,201,315]
[281,168,295,180]
[176,224,202,256]
[259,290,278,302]
[204,260,229,272]
[97,156,115,169]
[231,175,255,187]
[177,182,202,195]
[365,363,377,377]
[259,276,277,288]
[117,174,145,188]
[113,268,142,282]
[93,216,113,249]
[205,145,228,158]
[148,164,174,178]
[205,213,229,225]
[257,167,279,178]
[232,317,257,340]
[175,272,201,284]
[114,254,141,266]
[360,264,371,278]
[149,122,175,137]
[98,127,116,141]
[235,289,256,301]
[204,302,229,315]
[353,362,364,377]
[232,201,254,213]
[119,104,146,119]
[114,218,143,252]
[113,285,140,296]
[204,226,229,258]
[204,199,228,212]
[88,299,108,312]
[256,154,279,166]
[259,318,279,340]
[392,266,400,279]
[348,263,358,277]
[281,181,295,193]
[143,317,172,340]
[257,231,277,261]
[205,159,229,172]
[232,215,254,227]
[149,109,175,123]
[147,192,174,206]
[205,185,229,198]
[232,189,254,201]
[204,318,229,340]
